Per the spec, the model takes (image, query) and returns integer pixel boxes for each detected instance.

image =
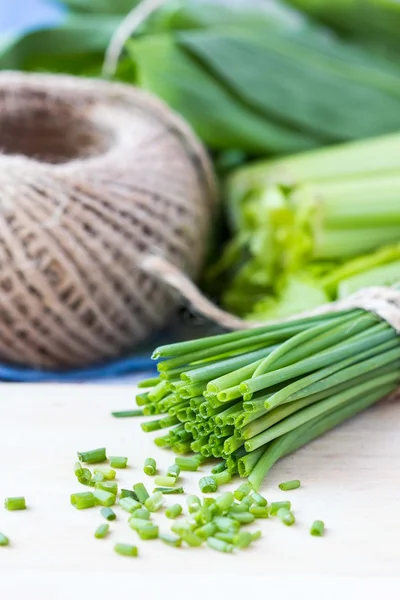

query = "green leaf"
[247,275,329,321]
[126,33,317,154]
[179,25,400,142]
[0,15,122,74]
[60,0,140,14]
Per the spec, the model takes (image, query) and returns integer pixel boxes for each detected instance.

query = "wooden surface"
[1,384,400,597]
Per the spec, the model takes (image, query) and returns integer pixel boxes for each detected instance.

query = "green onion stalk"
[137,305,400,490]
[212,133,400,320]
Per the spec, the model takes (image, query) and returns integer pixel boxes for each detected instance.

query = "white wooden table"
[1,384,400,598]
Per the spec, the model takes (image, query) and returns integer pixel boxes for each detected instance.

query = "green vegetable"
[133,483,150,504]
[160,533,182,547]
[100,507,116,521]
[95,481,118,495]
[207,536,234,553]
[0,533,9,546]
[112,409,144,418]
[109,456,128,469]
[70,492,95,510]
[310,520,325,537]
[279,480,301,491]
[120,489,139,501]
[144,492,164,512]
[175,457,200,471]
[118,497,141,513]
[74,462,83,478]
[143,457,157,476]
[165,504,183,519]
[153,487,184,494]
[93,489,116,507]
[277,508,296,526]
[77,448,107,464]
[199,476,218,493]
[154,476,176,487]
[94,524,110,539]
[167,464,181,480]
[93,466,116,480]
[286,0,400,55]
[4,497,26,511]
[218,134,400,319]
[114,543,138,557]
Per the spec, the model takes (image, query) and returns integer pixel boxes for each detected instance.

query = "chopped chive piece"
[0,533,9,546]
[186,495,201,513]
[92,473,105,483]
[133,483,150,503]
[215,531,236,544]
[154,476,176,487]
[70,492,95,510]
[137,524,159,540]
[167,464,181,480]
[78,467,92,486]
[129,517,153,531]
[171,522,195,537]
[109,456,128,469]
[100,507,116,521]
[153,487,184,494]
[251,530,262,541]
[279,480,301,491]
[4,497,26,511]
[214,516,240,533]
[229,502,249,514]
[213,470,232,486]
[234,483,252,501]
[228,511,255,524]
[277,508,295,526]
[269,501,291,515]
[141,420,162,433]
[160,533,182,547]
[143,457,157,476]
[94,524,110,539]
[175,456,200,471]
[114,543,138,557]
[138,377,161,388]
[120,489,139,501]
[118,497,141,513]
[310,520,325,537]
[249,506,269,518]
[134,508,151,520]
[211,461,227,474]
[93,466,116,480]
[165,504,182,519]
[195,522,217,539]
[250,492,268,507]
[77,448,107,464]
[95,481,118,495]
[199,476,218,494]
[144,491,164,512]
[74,462,83,478]
[215,492,234,512]
[112,409,144,418]
[181,531,203,547]
[234,531,253,549]
[207,536,234,553]
[93,489,116,507]
[241,496,255,508]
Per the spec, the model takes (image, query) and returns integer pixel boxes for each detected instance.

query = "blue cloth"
[0,0,157,381]
[0,0,65,35]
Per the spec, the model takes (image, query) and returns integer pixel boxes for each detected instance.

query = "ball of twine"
[0,72,216,369]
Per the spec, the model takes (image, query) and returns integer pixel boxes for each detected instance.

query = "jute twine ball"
[0,72,216,369]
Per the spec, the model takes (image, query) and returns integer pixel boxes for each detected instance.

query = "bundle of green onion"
[138,306,400,490]
[215,133,400,320]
